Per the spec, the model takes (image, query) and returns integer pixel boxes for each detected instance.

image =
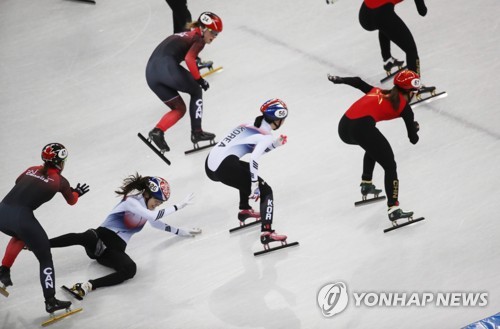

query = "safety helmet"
[147,177,171,201]
[198,12,223,32]
[394,69,421,91]
[260,98,288,121]
[41,143,68,170]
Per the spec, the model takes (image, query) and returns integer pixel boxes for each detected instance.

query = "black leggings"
[359,2,420,74]
[205,156,274,231]
[165,0,192,33]
[146,56,203,131]
[338,115,399,207]
[50,227,136,290]
[0,203,55,300]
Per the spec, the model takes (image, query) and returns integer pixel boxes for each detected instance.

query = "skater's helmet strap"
[41,143,68,170]
[198,12,223,33]
[394,69,421,91]
[147,177,170,201]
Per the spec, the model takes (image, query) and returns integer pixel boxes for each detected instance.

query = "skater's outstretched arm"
[327,75,373,94]
[400,105,419,144]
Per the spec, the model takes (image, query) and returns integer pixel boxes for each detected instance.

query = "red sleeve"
[185,41,204,80]
[59,176,78,205]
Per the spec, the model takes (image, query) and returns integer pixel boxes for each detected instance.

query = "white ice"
[1,0,499,328]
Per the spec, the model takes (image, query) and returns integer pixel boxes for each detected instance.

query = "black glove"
[327,74,344,84]
[72,183,89,197]
[196,78,209,91]
[414,121,420,133]
[415,0,427,16]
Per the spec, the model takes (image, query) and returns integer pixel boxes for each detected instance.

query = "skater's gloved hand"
[272,134,288,148]
[177,227,202,237]
[415,0,427,16]
[409,134,419,145]
[327,74,344,84]
[72,183,90,197]
[176,193,194,210]
[249,181,260,201]
[196,78,210,91]
[414,121,420,133]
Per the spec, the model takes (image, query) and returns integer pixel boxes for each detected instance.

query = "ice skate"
[383,57,404,73]
[196,57,214,70]
[148,128,170,153]
[191,130,216,143]
[63,282,92,300]
[137,132,171,165]
[0,265,13,287]
[384,206,425,233]
[388,206,414,222]
[260,230,288,246]
[238,208,260,222]
[254,230,299,256]
[360,181,382,197]
[42,297,82,326]
[45,297,72,314]
[410,84,448,107]
[355,181,386,206]
[185,129,217,155]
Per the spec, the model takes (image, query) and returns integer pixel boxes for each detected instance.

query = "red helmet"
[394,69,421,91]
[198,12,223,32]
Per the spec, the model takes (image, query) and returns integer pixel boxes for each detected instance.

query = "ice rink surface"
[1,0,499,328]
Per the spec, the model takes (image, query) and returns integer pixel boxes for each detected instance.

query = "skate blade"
[0,286,9,297]
[61,285,83,301]
[229,219,261,233]
[137,133,171,165]
[354,195,386,207]
[254,241,299,257]
[201,66,223,78]
[383,217,425,233]
[410,91,448,109]
[41,307,83,327]
[184,140,217,155]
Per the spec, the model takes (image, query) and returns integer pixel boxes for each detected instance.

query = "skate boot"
[191,130,216,144]
[260,230,288,246]
[360,181,382,197]
[196,57,213,70]
[148,128,170,152]
[388,206,414,222]
[237,208,261,223]
[45,297,72,314]
[383,57,404,73]
[416,85,436,100]
[69,282,92,298]
[0,266,13,287]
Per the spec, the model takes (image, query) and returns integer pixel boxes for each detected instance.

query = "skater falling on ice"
[49,173,200,298]
[328,70,421,222]
[0,143,89,313]
[205,99,290,248]
[358,0,427,75]
[146,11,223,152]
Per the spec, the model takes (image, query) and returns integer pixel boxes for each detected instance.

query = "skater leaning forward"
[0,143,89,313]
[146,11,223,152]
[205,99,289,246]
[328,70,421,222]
[49,173,200,298]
